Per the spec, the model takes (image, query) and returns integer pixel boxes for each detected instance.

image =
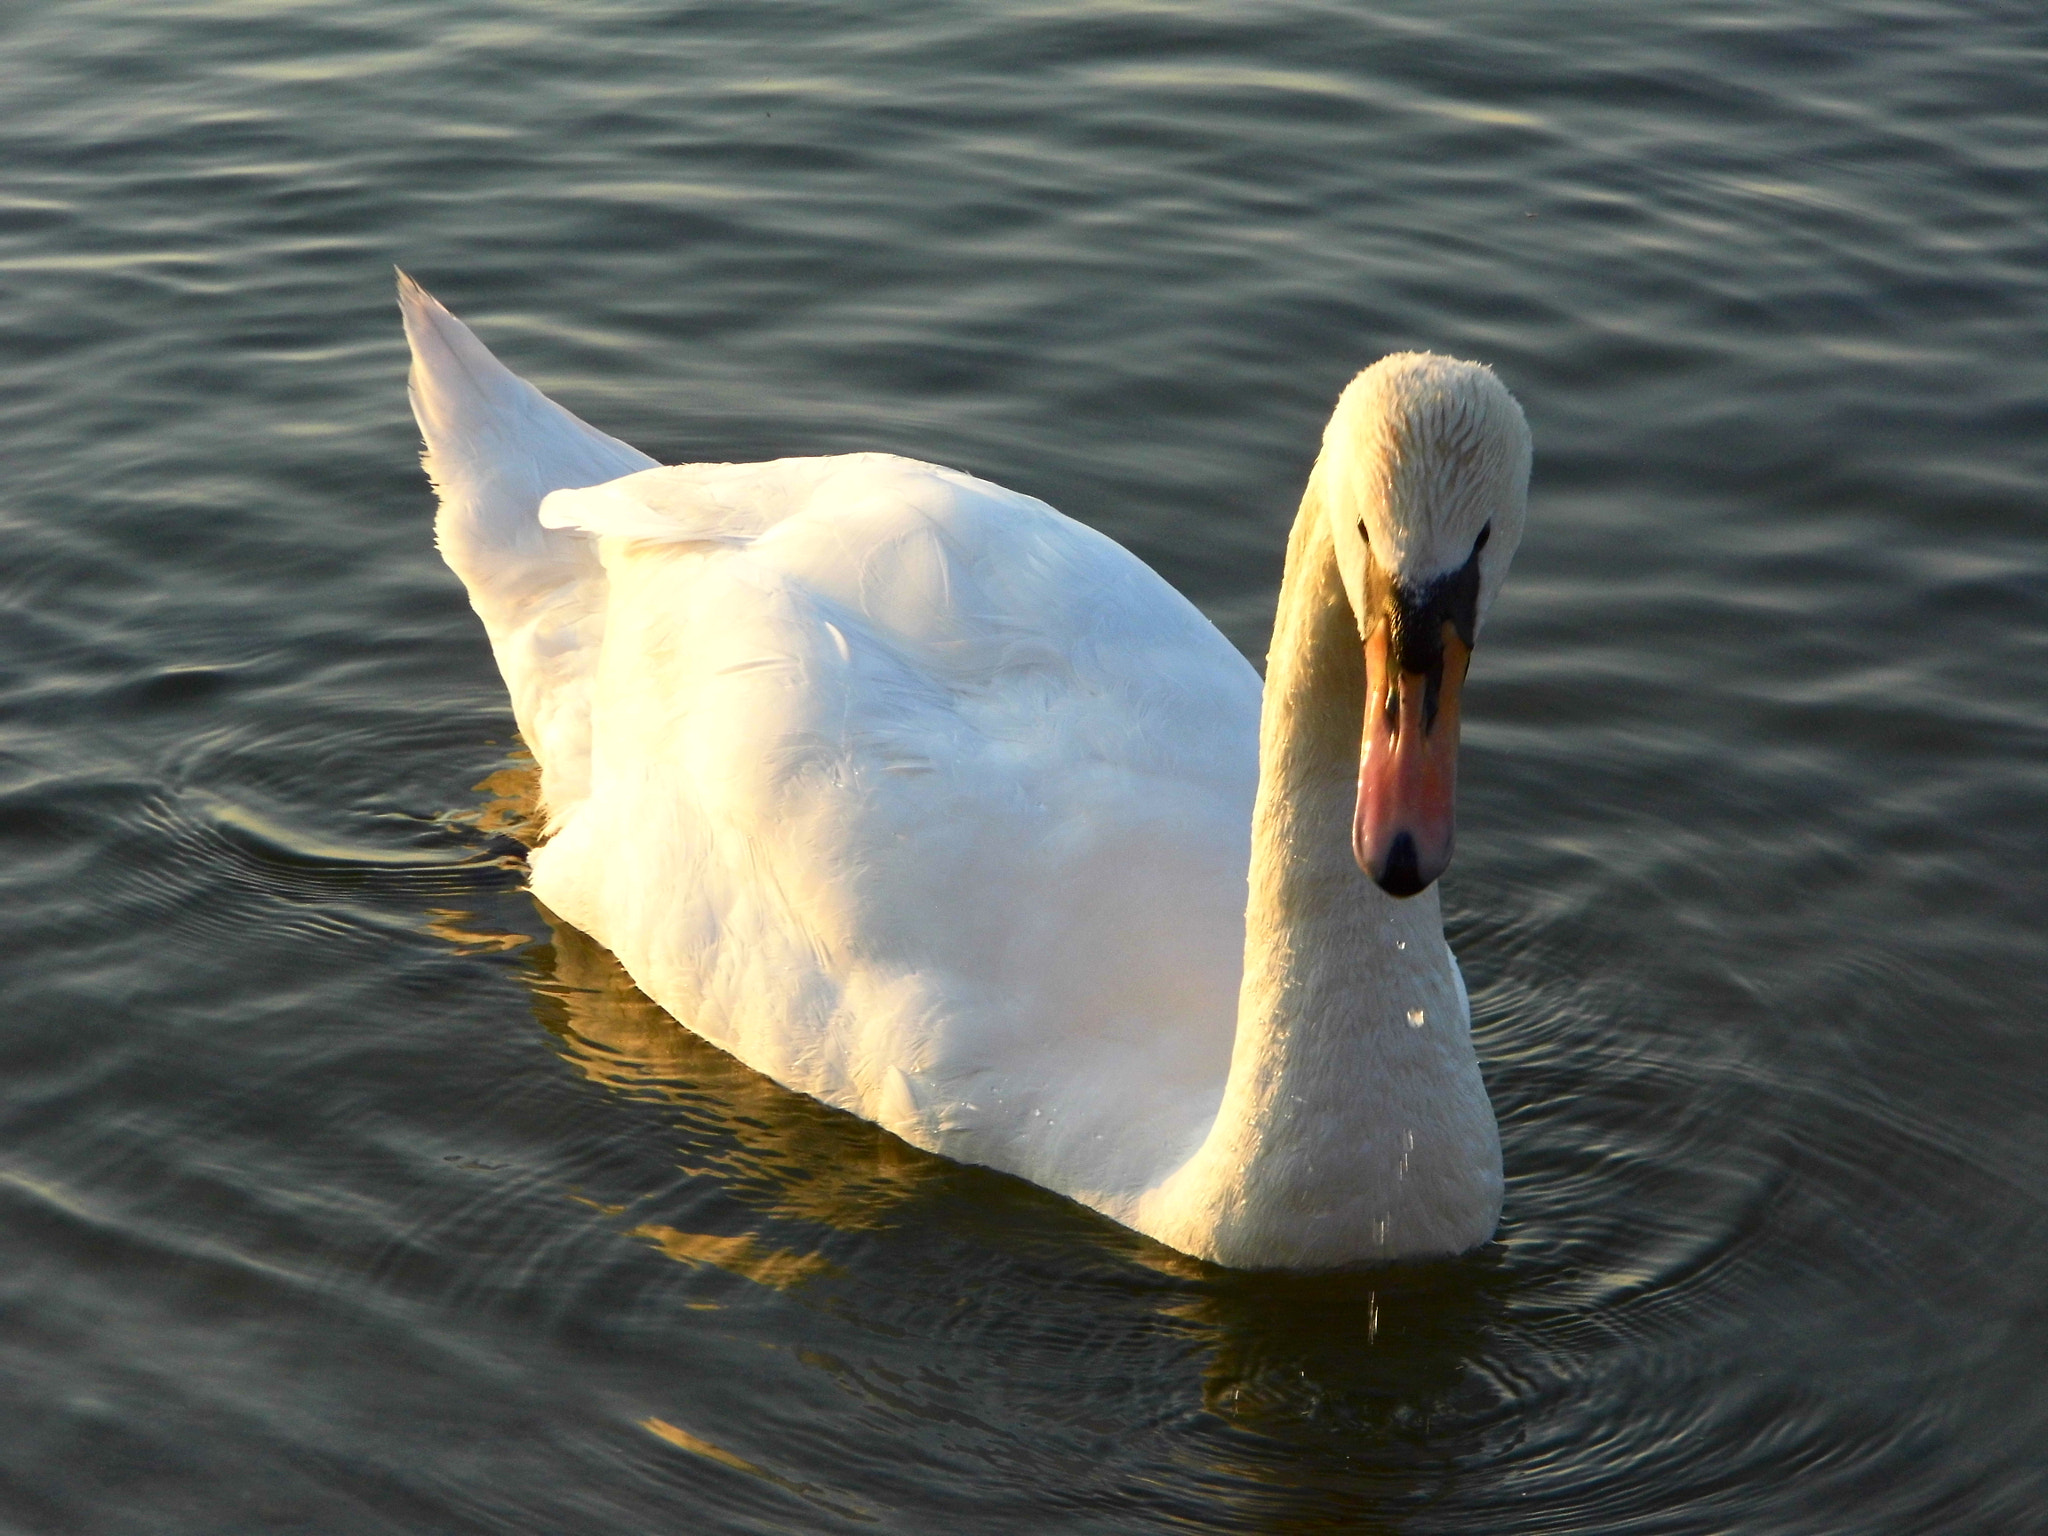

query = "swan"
[399,274,1531,1269]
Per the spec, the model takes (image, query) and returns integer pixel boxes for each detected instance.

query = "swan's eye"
[1472,523,1491,557]
[1357,519,1370,548]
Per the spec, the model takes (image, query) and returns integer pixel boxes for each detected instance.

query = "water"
[4,1,2046,1530]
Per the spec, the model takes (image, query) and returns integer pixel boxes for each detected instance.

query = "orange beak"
[1354,621,1470,896]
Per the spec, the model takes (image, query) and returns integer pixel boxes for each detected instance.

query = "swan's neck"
[1137,499,1502,1267]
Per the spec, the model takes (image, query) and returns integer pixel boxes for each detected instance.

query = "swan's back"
[403,280,1265,1200]
[532,453,1263,1197]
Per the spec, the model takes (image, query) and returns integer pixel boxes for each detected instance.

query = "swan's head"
[1313,353,1531,897]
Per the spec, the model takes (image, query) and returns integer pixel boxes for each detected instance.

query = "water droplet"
[1406,1007,1426,1028]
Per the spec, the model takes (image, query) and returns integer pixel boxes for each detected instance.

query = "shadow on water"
[1144,1256,1514,1534]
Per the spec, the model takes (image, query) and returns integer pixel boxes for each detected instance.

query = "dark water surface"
[5,1,2047,1530]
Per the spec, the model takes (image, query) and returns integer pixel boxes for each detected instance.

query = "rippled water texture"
[4,2,2046,1531]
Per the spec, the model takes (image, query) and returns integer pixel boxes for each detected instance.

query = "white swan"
[400,275,1531,1270]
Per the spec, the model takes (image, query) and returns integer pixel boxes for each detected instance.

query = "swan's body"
[401,276,1530,1268]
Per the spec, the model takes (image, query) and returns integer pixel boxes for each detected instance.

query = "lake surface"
[4,1,2046,1530]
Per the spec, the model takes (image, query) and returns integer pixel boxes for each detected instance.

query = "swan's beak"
[1355,621,1469,897]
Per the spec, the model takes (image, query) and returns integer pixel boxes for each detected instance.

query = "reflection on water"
[516,874,1520,1535]
[1172,1267,1511,1535]
[529,899,952,1240]
[641,1415,881,1523]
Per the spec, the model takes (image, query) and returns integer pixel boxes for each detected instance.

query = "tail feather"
[398,270,655,588]
[399,272,656,829]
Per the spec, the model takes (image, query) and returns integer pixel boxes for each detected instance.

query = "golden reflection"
[423,908,531,954]
[627,1223,840,1290]
[418,755,542,952]
[640,1419,876,1523]
[445,750,543,843]
[640,1417,763,1472]
[466,764,541,840]
[524,888,950,1237]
